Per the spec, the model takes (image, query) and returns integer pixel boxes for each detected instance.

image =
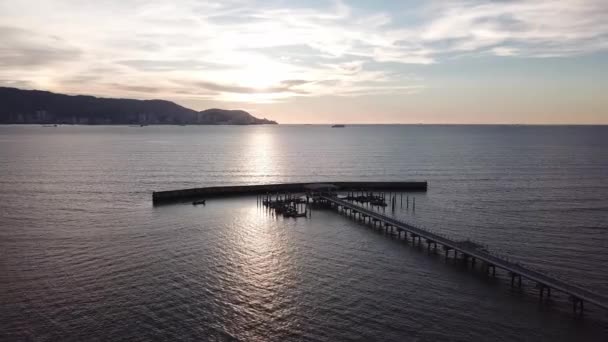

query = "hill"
[0,87,277,125]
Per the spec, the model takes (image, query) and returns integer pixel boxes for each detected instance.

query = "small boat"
[192,200,206,205]
[331,124,345,128]
[284,211,307,218]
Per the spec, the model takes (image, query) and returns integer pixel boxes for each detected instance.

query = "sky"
[0,0,607,124]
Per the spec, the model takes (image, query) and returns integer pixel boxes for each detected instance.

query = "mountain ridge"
[0,87,277,125]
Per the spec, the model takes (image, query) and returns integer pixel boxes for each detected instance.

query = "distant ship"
[331,124,345,128]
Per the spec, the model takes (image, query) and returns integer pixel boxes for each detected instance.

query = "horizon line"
[2,123,608,127]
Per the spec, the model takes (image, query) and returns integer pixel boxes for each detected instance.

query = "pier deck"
[320,195,608,313]
[152,181,427,204]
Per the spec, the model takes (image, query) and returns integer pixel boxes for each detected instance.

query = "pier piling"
[312,195,608,316]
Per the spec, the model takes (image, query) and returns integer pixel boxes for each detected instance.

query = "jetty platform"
[152,181,427,204]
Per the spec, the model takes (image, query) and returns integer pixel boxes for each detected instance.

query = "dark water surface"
[1,125,607,341]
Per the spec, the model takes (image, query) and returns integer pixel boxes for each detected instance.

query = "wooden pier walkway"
[320,195,608,314]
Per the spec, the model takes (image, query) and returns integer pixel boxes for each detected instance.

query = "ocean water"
[1,124,607,341]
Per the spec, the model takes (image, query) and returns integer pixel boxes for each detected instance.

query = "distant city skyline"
[1,0,607,124]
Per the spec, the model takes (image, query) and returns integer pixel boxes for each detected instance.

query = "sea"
[1,124,607,341]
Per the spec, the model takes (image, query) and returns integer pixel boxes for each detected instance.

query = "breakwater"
[152,181,427,204]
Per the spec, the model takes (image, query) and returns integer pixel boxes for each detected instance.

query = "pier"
[317,194,608,315]
[156,181,608,316]
[152,181,427,204]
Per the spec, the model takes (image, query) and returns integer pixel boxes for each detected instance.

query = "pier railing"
[333,196,586,286]
[322,195,608,312]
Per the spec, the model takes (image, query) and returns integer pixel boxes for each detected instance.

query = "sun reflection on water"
[221,202,299,324]
[241,128,283,183]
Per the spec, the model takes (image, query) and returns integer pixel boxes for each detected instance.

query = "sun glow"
[238,60,287,89]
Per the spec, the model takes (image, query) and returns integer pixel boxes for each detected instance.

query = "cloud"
[420,0,608,57]
[491,47,519,57]
[110,84,161,93]
[117,59,222,72]
[0,79,34,88]
[0,0,606,103]
[279,79,310,87]
[0,26,80,68]
[189,79,310,95]
[336,85,425,97]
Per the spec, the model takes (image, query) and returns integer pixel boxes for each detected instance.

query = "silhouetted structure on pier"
[152,181,427,204]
